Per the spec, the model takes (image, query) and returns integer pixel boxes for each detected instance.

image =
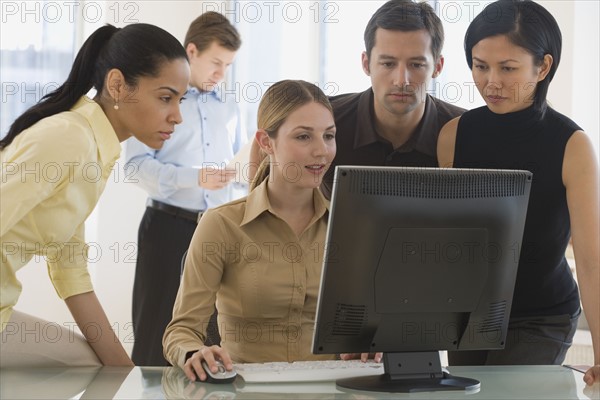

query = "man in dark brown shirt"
[322,0,465,198]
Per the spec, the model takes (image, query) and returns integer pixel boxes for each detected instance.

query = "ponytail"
[0,25,119,149]
[250,156,270,191]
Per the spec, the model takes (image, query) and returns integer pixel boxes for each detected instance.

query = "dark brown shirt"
[322,89,465,198]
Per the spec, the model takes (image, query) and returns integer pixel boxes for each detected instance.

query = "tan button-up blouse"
[163,179,336,368]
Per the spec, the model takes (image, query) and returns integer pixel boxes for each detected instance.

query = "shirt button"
[297,286,303,293]
[386,155,393,162]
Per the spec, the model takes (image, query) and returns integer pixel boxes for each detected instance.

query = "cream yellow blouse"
[1,97,120,329]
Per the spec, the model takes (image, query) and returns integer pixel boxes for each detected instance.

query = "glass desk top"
[1,365,598,399]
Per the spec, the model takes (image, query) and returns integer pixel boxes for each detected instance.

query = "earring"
[113,99,119,110]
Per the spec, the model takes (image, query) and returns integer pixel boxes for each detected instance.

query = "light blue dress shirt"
[124,87,248,211]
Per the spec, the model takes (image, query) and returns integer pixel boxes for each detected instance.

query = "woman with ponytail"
[163,80,337,381]
[0,23,189,367]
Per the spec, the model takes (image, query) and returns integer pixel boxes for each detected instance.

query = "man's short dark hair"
[364,0,444,61]
[185,11,241,53]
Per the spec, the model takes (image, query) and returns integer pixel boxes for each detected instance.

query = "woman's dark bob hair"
[464,0,562,115]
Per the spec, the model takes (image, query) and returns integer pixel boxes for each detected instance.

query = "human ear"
[255,129,274,154]
[432,55,445,78]
[537,54,553,82]
[105,68,125,103]
[186,42,198,59]
[361,52,371,76]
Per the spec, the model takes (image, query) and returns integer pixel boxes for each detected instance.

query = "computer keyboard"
[234,359,384,383]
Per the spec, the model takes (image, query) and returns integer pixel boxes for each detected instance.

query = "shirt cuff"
[48,267,94,300]
[177,167,200,188]
[177,343,204,369]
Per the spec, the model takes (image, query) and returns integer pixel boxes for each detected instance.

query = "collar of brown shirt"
[241,179,330,228]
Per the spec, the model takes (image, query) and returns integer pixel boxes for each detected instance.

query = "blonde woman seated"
[163,80,338,381]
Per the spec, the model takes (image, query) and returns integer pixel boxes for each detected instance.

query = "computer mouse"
[198,360,237,384]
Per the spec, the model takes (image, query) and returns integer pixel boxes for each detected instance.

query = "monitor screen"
[312,166,532,393]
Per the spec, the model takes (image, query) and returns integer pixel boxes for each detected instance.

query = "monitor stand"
[336,352,480,393]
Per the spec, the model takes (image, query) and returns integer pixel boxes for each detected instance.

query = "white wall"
[14,1,599,356]
[571,1,599,156]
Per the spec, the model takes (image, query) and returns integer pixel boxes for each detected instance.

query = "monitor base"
[336,371,481,393]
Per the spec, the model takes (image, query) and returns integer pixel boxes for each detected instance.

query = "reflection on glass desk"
[1,365,598,399]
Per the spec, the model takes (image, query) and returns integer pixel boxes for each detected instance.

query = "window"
[322,0,491,110]
[1,1,78,137]
[228,0,325,135]
[320,1,385,94]
[229,0,479,132]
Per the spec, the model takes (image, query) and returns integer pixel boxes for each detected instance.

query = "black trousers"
[131,207,197,366]
[448,310,580,366]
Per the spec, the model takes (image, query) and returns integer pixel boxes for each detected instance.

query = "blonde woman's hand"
[184,345,234,382]
[339,352,383,363]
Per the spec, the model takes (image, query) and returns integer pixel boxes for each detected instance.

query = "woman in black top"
[437,0,598,385]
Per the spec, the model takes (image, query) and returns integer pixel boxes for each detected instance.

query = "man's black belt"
[147,199,203,223]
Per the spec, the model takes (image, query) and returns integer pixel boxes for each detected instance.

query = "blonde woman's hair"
[250,80,333,191]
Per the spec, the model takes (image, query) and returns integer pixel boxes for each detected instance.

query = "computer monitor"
[312,166,532,393]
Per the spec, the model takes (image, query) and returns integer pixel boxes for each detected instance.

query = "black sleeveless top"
[454,105,581,317]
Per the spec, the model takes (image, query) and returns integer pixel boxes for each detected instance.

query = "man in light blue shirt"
[124,12,246,366]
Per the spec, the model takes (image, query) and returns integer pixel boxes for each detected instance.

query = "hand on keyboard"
[340,352,383,363]
[234,359,384,383]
